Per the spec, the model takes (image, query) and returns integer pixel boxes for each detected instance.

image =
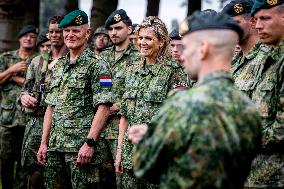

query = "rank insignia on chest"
[99,76,113,86]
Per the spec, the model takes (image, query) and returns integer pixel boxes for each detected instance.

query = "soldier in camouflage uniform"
[36,10,115,188]
[92,26,110,58]
[0,25,38,189]
[97,9,141,188]
[169,28,194,90]
[36,30,51,53]
[128,11,262,189]
[19,16,67,189]
[221,0,263,82]
[114,16,188,188]
[242,0,284,188]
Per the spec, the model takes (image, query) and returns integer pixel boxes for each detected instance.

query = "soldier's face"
[63,25,91,50]
[182,34,199,80]
[170,40,184,63]
[254,7,284,46]
[233,15,252,44]
[49,23,64,47]
[107,21,131,45]
[94,33,109,50]
[137,28,163,60]
[19,32,37,49]
[39,40,51,53]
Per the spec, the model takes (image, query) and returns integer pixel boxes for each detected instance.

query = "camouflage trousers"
[0,125,28,189]
[245,153,284,188]
[105,138,124,189]
[44,149,116,188]
[21,117,45,189]
[120,168,158,189]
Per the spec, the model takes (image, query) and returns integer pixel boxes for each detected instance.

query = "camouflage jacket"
[133,72,262,189]
[100,43,141,139]
[119,57,189,169]
[0,50,37,127]
[231,42,272,91]
[246,41,284,188]
[19,52,52,116]
[45,48,112,156]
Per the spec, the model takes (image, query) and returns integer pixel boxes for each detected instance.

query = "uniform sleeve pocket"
[0,104,15,125]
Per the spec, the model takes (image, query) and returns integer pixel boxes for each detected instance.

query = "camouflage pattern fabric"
[44,150,115,189]
[0,49,37,189]
[101,43,141,140]
[244,42,284,188]
[118,57,188,188]
[44,48,115,187]
[0,50,37,129]
[20,52,66,173]
[133,72,262,189]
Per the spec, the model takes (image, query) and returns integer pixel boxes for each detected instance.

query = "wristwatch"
[84,138,96,147]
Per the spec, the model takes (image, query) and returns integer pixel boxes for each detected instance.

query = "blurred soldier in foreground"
[244,0,284,187]
[36,10,115,188]
[0,24,38,189]
[92,26,110,57]
[20,15,66,189]
[128,11,262,189]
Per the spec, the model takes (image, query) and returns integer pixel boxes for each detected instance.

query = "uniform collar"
[197,71,233,86]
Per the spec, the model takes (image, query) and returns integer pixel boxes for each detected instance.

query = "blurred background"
[0,0,229,53]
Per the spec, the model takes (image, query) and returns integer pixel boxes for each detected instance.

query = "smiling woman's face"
[137,27,163,61]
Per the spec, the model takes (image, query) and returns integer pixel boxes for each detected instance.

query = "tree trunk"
[40,0,78,31]
[187,0,201,16]
[0,0,39,53]
[91,0,118,31]
[146,0,160,16]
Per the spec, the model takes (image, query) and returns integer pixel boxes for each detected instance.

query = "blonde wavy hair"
[135,16,171,63]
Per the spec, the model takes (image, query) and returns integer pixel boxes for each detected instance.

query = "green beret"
[222,0,253,16]
[36,30,49,48]
[18,25,38,38]
[169,29,182,40]
[251,0,284,16]
[94,26,108,37]
[58,10,88,28]
[105,9,131,29]
[179,11,243,39]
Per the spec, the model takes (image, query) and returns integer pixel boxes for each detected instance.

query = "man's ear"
[250,17,256,29]
[86,27,92,40]
[127,26,132,35]
[281,13,284,27]
[199,41,209,60]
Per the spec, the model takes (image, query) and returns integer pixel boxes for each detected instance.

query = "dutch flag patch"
[99,75,113,86]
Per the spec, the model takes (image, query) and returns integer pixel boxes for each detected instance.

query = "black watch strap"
[84,138,96,147]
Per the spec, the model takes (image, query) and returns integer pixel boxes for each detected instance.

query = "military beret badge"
[75,15,83,25]
[179,19,190,36]
[234,4,244,14]
[114,14,121,22]
[267,0,278,5]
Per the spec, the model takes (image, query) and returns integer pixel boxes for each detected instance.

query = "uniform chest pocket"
[143,90,167,102]
[0,104,16,125]
[253,82,276,118]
